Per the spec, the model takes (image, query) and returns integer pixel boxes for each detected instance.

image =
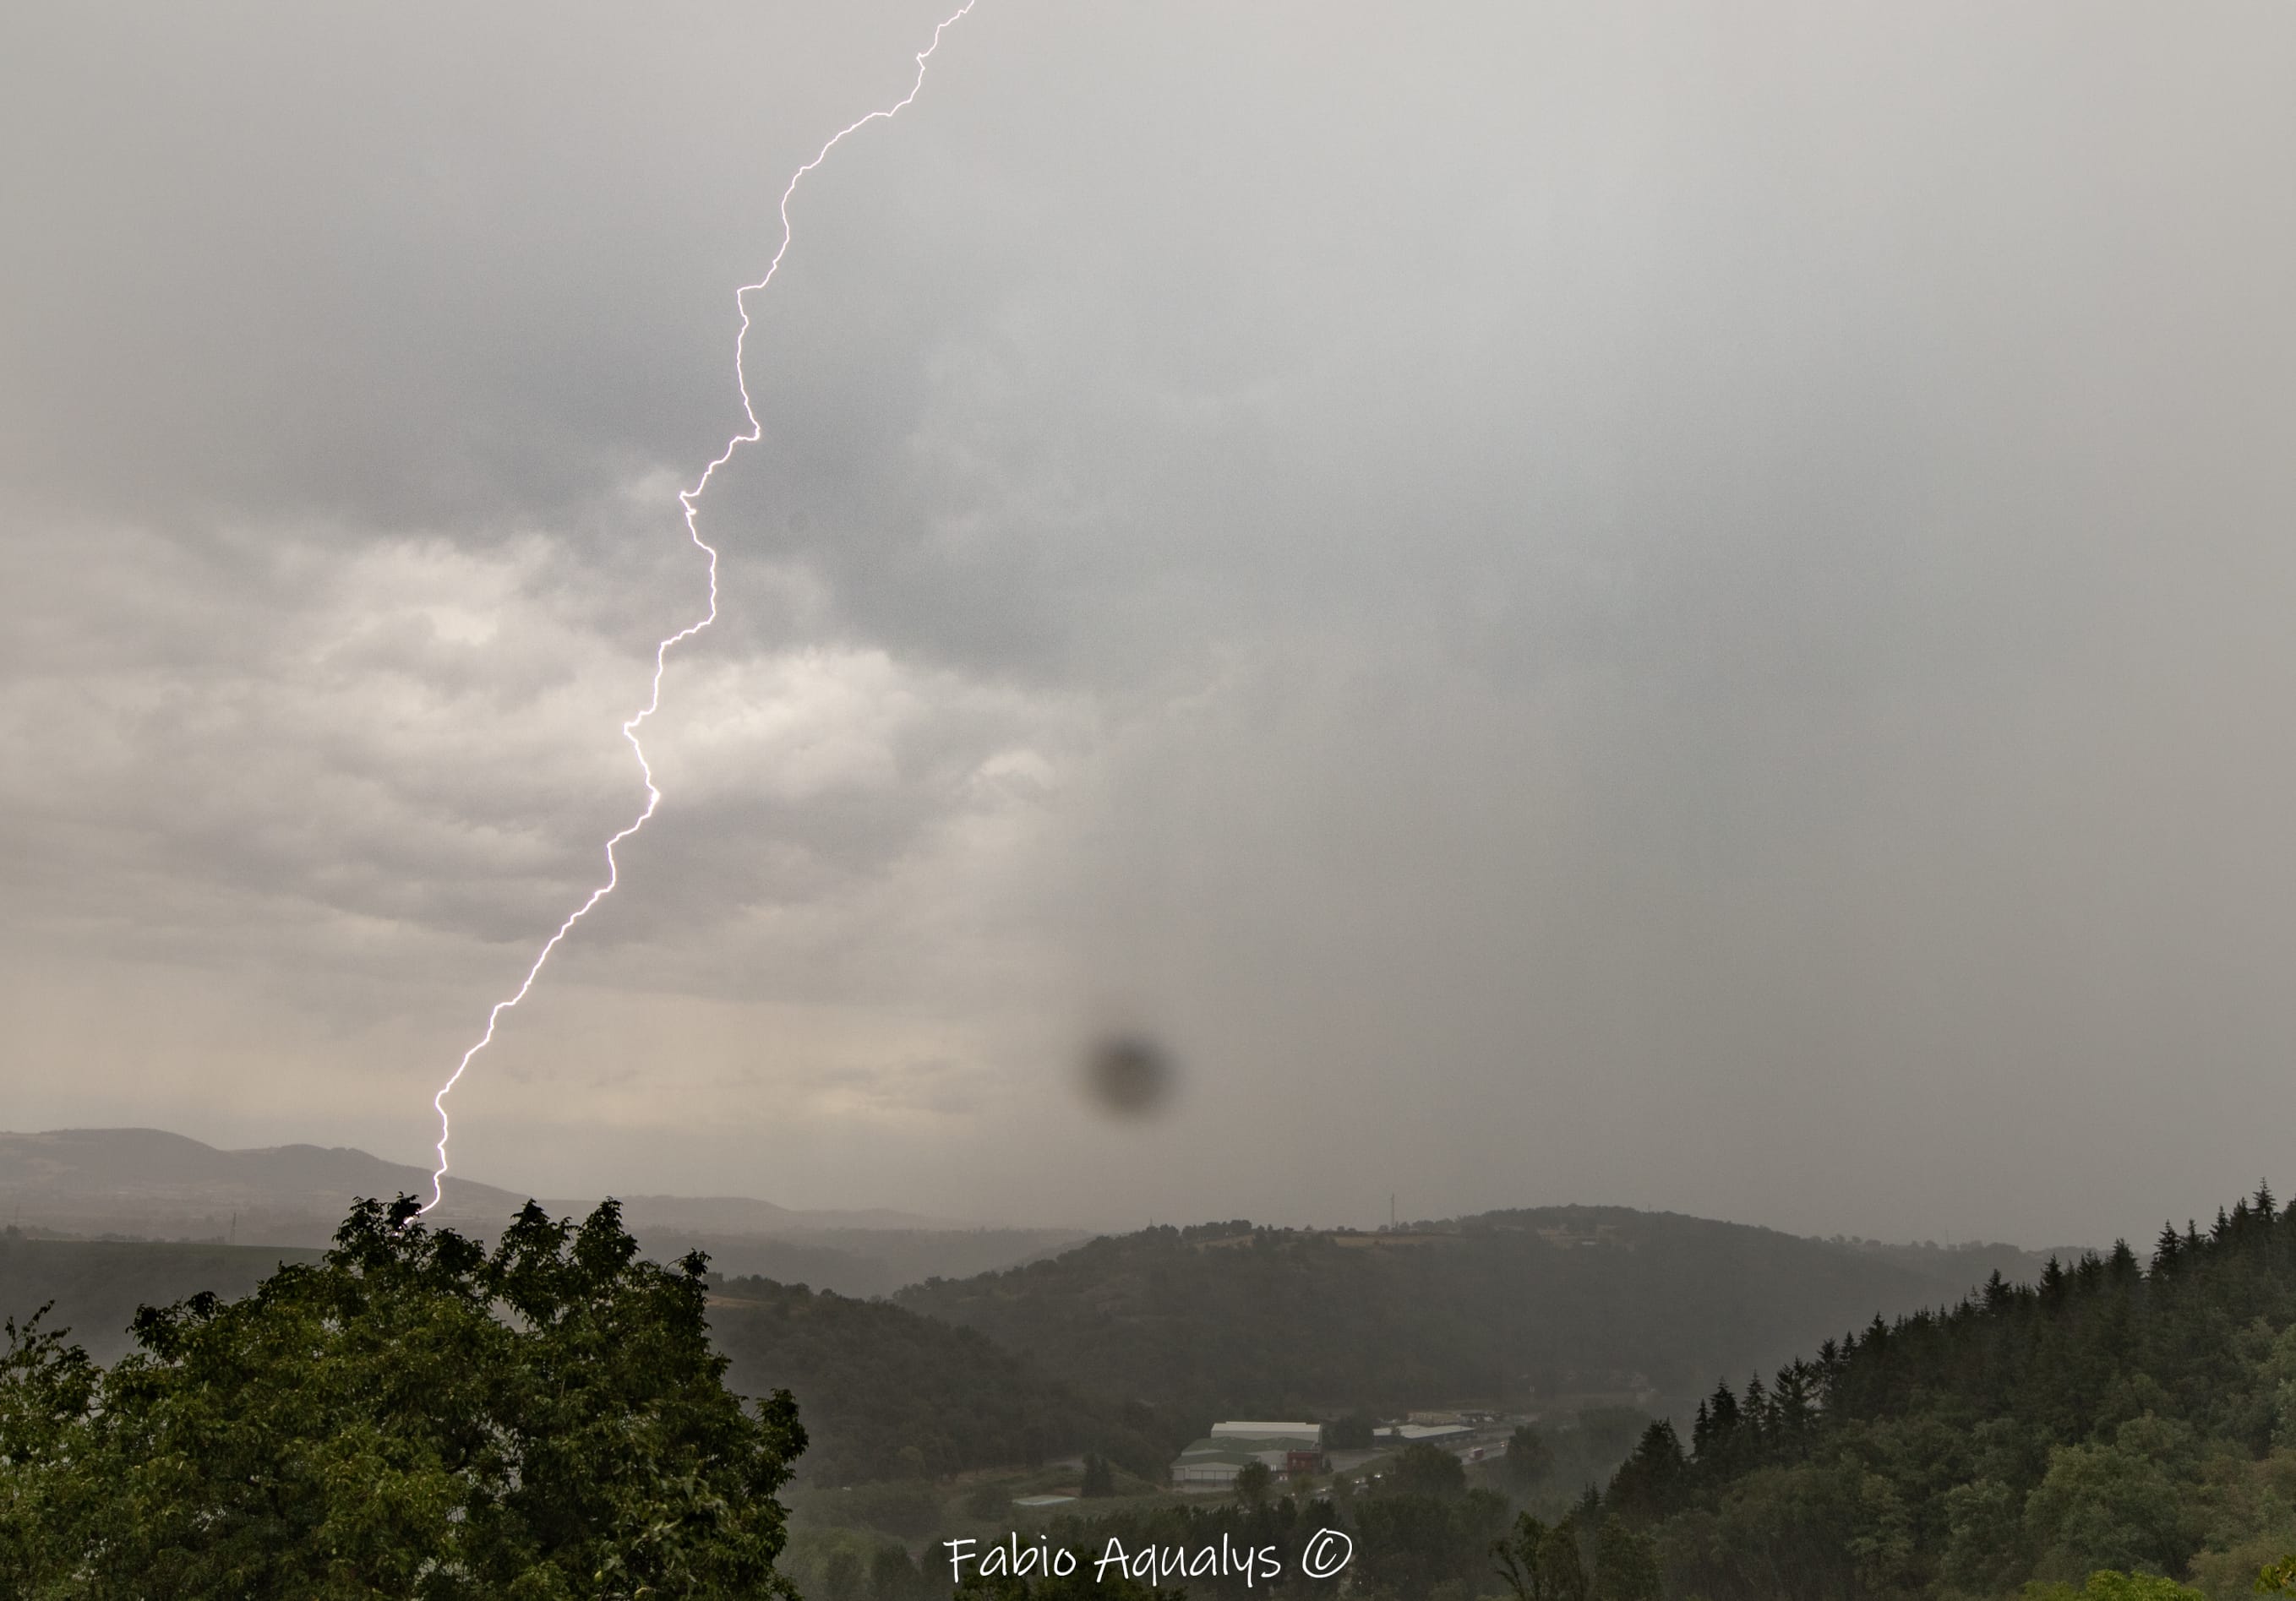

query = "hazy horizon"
[4,1124,2084,1260]
[8,3,2296,1251]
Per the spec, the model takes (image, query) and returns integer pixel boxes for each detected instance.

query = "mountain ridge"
[0,1127,984,1238]
[0,1128,1084,1296]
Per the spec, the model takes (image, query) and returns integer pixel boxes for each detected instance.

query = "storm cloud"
[5,2,2294,1247]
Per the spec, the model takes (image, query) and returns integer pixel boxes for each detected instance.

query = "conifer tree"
[1603,1421,1688,1524]
[2153,1223,2184,1274]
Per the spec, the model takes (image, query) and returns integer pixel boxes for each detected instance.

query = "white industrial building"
[1379,1422,1474,1445]
[1170,1422,1327,1490]
[1211,1422,1321,1443]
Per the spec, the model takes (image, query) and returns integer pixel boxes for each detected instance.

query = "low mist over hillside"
[0,1129,1082,1297]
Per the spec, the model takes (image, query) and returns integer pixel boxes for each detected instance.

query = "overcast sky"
[5,3,2294,1248]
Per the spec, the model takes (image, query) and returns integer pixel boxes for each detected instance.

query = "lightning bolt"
[422,0,979,1213]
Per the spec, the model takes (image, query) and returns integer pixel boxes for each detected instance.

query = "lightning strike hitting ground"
[422,1,979,1213]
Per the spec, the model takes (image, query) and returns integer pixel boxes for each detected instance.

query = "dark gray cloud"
[5,2,2294,1248]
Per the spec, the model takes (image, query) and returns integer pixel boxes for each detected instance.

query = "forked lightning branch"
[422,2,980,1212]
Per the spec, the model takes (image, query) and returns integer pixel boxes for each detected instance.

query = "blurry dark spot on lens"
[1083,1033,1174,1117]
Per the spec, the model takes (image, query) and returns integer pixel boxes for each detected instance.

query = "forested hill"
[894,1206,2046,1419]
[706,1275,1170,1488]
[1593,1184,2296,1598]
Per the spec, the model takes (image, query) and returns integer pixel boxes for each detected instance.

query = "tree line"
[1584,1184,2296,1598]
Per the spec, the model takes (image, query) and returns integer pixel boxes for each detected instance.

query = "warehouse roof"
[1209,1420,1320,1440]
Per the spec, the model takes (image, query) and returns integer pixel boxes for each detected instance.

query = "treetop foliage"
[0,1195,804,1600]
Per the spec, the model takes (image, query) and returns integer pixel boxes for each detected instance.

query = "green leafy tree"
[2025,1571,2203,1600]
[820,1545,863,1601]
[1081,1452,1117,1498]
[1590,1518,1661,1601]
[1506,1424,1556,1491]
[1942,1478,2027,1594]
[2024,1420,2201,1580]
[1495,1511,1547,1601]
[1392,1440,1468,1499]
[1689,1460,1869,1601]
[1495,1512,1589,1601]
[1537,1517,1591,1601]
[1235,1458,1273,1507]
[1354,1488,1511,1598]
[0,1307,101,1586]
[3,1196,804,1599]
[2083,1572,2203,1600]
[866,1540,938,1601]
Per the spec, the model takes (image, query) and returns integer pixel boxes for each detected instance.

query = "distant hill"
[0,1129,1082,1296]
[651,1229,1084,1301]
[0,1192,2067,1500]
[0,1126,529,1243]
[897,1206,2059,1421]
[706,1277,1167,1487]
[1819,1233,2070,1289]
[605,1194,990,1236]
